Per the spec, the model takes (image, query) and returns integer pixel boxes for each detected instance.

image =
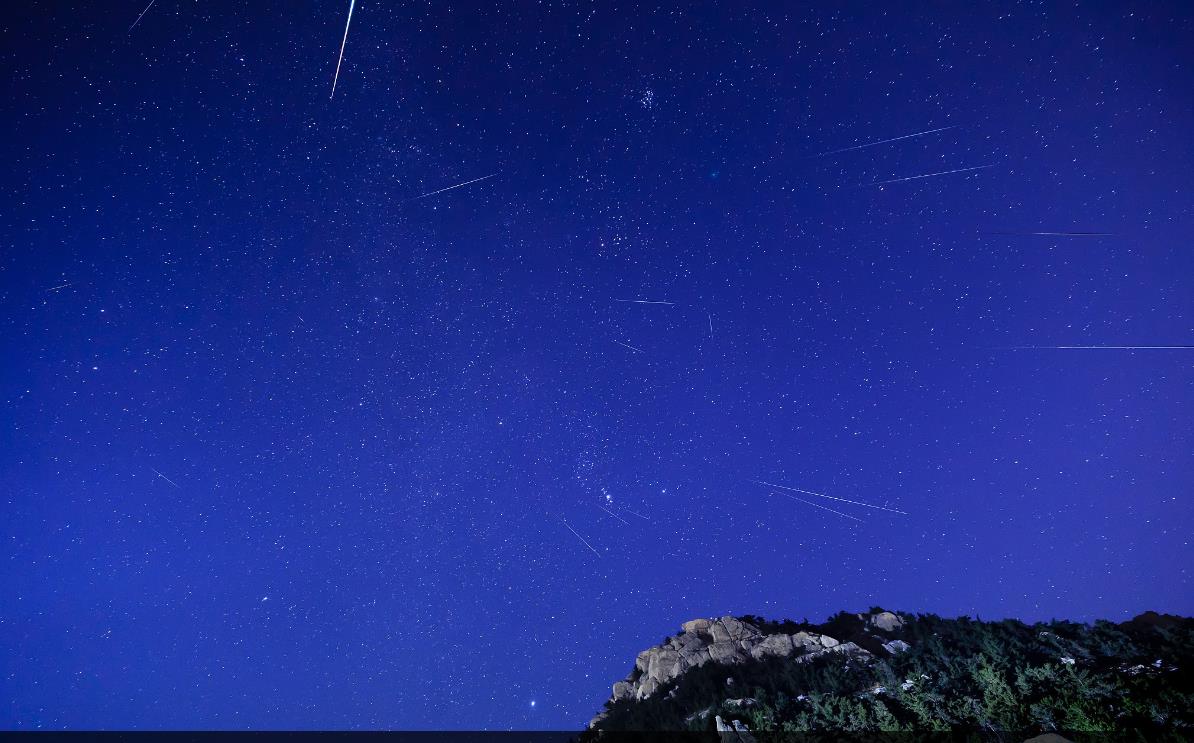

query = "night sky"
[2,0,1192,732]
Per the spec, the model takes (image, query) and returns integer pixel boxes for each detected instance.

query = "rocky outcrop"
[588,608,1194,736]
[882,639,910,654]
[602,614,887,707]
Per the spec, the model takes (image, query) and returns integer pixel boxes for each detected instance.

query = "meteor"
[751,479,908,515]
[411,172,499,200]
[128,0,156,32]
[777,492,862,522]
[562,519,600,557]
[811,126,954,158]
[597,504,631,525]
[620,507,651,521]
[866,164,994,187]
[150,467,180,489]
[330,0,357,98]
[613,340,643,353]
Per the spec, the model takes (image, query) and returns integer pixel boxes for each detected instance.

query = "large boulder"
[883,639,911,655]
[750,633,794,660]
[710,618,740,642]
[709,640,744,664]
[647,648,682,681]
[868,611,905,632]
[637,677,658,699]
[635,648,654,673]
[791,631,820,648]
[676,631,707,652]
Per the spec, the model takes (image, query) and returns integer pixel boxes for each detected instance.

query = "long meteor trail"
[620,507,651,522]
[562,519,600,557]
[597,504,631,525]
[811,126,954,158]
[411,173,499,200]
[866,164,994,187]
[615,299,674,305]
[150,467,180,489]
[751,479,908,515]
[330,0,357,98]
[776,492,862,522]
[128,0,156,32]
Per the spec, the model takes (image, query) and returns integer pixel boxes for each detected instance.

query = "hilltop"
[584,609,1194,739]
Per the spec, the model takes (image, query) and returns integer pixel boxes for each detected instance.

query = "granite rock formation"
[602,612,901,707]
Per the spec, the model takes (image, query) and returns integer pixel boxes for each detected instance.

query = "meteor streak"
[597,505,631,525]
[620,507,651,521]
[613,340,643,353]
[866,164,994,187]
[411,173,499,200]
[811,126,954,158]
[150,467,180,489]
[776,492,862,522]
[128,0,156,32]
[330,0,357,98]
[562,519,600,557]
[615,299,674,305]
[751,479,907,515]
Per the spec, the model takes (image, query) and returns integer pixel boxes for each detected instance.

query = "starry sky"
[2,0,1192,732]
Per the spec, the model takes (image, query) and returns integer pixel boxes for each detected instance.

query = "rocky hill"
[583,609,1194,739]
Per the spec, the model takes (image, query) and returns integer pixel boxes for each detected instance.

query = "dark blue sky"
[2,0,1192,731]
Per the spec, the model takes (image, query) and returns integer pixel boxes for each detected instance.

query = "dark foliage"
[583,611,1194,741]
